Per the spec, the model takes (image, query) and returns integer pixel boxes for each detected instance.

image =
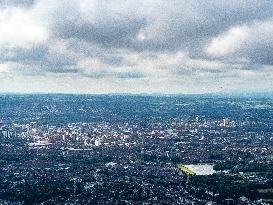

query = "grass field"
[177,164,196,176]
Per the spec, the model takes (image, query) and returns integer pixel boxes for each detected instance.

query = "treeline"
[214,160,273,173]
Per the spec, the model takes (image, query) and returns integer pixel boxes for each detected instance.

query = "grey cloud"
[0,46,48,63]
[3,0,273,54]
[0,0,36,7]
[33,0,273,70]
[55,18,147,48]
[242,41,273,65]
[0,45,79,74]
[205,17,273,66]
[116,71,145,79]
[82,71,145,79]
[40,66,80,74]
[2,0,273,89]
[4,0,273,60]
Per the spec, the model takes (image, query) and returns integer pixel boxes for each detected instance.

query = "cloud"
[0,63,9,73]
[0,0,36,8]
[2,0,273,52]
[28,0,273,52]
[205,26,248,57]
[1,0,273,93]
[205,18,273,65]
[0,7,47,48]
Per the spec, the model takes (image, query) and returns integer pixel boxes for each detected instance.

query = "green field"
[177,164,196,176]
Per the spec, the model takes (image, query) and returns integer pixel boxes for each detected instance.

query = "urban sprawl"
[0,94,272,204]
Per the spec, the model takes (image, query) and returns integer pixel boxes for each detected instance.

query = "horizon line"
[1,91,273,97]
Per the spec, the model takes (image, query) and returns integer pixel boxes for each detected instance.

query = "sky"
[0,0,273,94]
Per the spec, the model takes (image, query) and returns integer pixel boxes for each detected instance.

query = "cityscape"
[0,94,272,204]
[1,0,273,204]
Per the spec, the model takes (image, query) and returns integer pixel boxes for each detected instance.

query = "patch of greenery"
[177,164,195,176]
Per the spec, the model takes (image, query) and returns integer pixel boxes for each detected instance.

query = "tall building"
[2,130,11,138]
[0,130,3,140]
[30,122,38,130]
[95,139,101,146]
[223,118,230,127]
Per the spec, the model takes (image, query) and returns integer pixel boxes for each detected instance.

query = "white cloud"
[1,0,273,93]
[78,58,109,73]
[238,70,256,78]
[205,18,273,64]
[0,7,48,48]
[205,26,248,57]
[0,63,9,73]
